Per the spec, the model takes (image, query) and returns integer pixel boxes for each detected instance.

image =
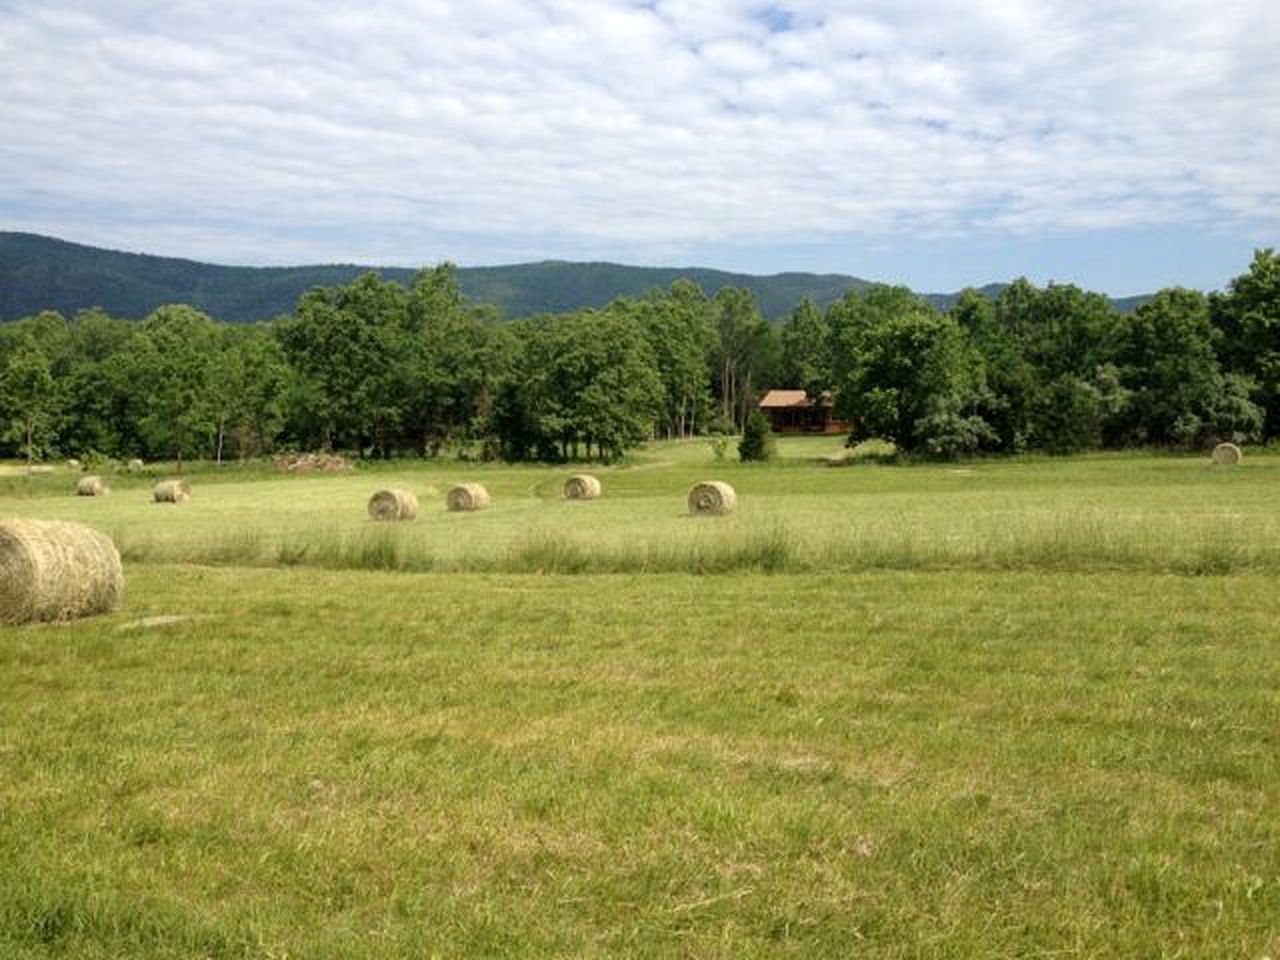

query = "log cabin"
[758,390,849,434]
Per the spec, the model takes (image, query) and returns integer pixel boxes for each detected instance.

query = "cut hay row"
[76,475,109,497]
[688,480,736,516]
[59,476,745,520]
[153,479,192,503]
[563,474,602,500]
[0,518,123,624]
[274,452,354,473]
[368,488,419,521]
[1212,442,1242,465]
[447,483,491,512]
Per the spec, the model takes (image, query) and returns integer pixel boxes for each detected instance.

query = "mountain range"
[0,232,1152,323]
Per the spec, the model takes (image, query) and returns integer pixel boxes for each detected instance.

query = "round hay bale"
[563,474,602,500]
[25,465,54,476]
[688,480,737,516]
[1211,442,1242,465]
[76,475,109,497]
[447,482,491,512]
[127,458,145,473]
[0,519,123,624]
[368,488,419,521]
[153,479,192,503]
[66,458,82,470]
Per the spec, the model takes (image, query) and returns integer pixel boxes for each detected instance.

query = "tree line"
[0,250,1276,465]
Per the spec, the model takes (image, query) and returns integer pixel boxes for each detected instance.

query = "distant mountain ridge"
[0,232,1152,323]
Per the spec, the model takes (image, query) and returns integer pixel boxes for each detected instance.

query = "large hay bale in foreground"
[368,488,419,521]
[0,519,123,624]
[1212,442,1242,465]
[688,480,737,516]
[447,482,491,512]
[563,474,602,500]
[153,479,192,503]
[76,475,109,497]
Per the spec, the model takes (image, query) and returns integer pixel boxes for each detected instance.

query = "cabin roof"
[759,389,809,409]
[759,389,831,409]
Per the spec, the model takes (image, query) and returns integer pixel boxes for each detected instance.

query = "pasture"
[4,437,1280,575]
[2,439,1279,957]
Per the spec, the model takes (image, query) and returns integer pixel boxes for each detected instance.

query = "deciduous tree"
[0,338,60,465]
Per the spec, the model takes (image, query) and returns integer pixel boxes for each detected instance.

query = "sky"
[1,0,1277,295]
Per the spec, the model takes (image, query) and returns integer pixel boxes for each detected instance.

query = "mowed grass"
[3,438,1280,574]
[3,445,1279,955]
[1,565,1278,957]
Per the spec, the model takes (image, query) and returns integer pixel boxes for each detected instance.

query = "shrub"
[706,414,735,436]
[80,449,118,472]
[738,408,775,462]
[916,412,998,460]
[845,438,899,464]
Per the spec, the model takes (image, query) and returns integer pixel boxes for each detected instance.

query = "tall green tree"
[1211,248,1280,438]
[993,279,1127,451]
[496,307,662,462]
[712,287,776,428]
[626,290,714,440]
[831,286,992,455]
[780,297,832,403]
[276,273,410,455]
[1118,287,1260,446]
[0,310,74,376]
[131,305,221,469]
[403,264,509,456]
[0,338,61,464]
[949,288,1036,452]
[996,279,1124,381]
[666,279,717,436]
[208,327,294,461]
[56,309,141,457]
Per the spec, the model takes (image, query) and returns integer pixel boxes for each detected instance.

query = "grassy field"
[3,437,1280,574]
[2,441,1279,956]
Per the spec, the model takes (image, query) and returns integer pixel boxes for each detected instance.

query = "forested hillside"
[0,250,1274,467]
[1,232,1149,323]
[0,233,418,323]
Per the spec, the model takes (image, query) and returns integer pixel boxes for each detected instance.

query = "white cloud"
[0,0,1276,268]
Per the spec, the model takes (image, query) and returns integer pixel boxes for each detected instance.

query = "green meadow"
[2,439,1279,957]
[4,437,1280,575]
